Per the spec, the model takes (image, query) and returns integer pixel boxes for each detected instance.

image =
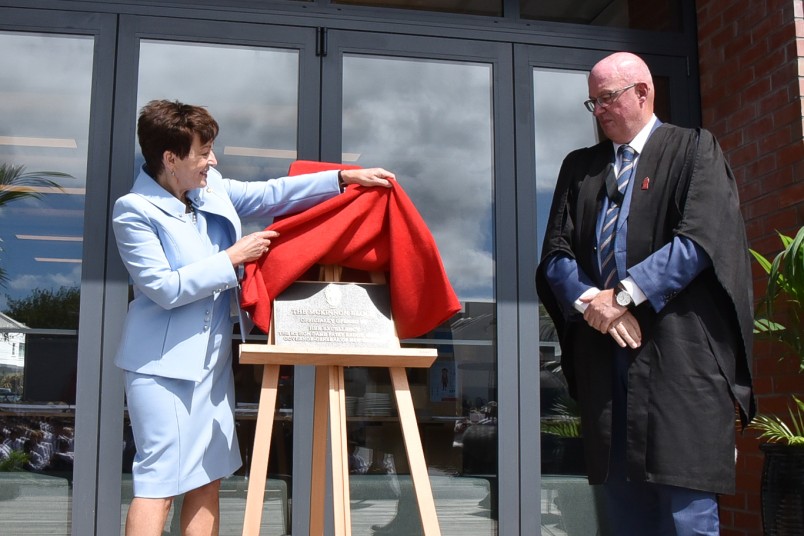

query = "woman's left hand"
[340,168,395,188]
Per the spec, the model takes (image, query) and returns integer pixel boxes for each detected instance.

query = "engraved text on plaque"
[273,282,395,348]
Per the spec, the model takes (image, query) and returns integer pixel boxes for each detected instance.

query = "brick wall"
[696,0,804,534]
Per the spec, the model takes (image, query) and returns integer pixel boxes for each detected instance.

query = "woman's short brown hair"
[137,100,219,178]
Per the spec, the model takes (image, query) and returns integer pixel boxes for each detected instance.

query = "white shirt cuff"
[618,277,647,306]
[571,277,646,313]
[573,287,600,313]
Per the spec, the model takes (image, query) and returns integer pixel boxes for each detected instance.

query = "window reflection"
[533,67,605,534]
[0,30,92,536]
[136,41,300,193]
[124,39,303,535]
[342,54,498,533]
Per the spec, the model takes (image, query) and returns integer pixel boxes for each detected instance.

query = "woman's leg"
[125,496,173,536]
[181,479,221,536]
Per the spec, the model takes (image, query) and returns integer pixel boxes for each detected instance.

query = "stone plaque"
[273,282,396,348]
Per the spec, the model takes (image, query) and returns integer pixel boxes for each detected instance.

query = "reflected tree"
[0,163,69,287]
[5,287,80,330]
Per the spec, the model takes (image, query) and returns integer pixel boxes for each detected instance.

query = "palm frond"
[750,397,804,445]
[751,227,804,372]
[541,417,582,438]
[0,163,71,288]
[0,163,69,205]
[541,393,582,437]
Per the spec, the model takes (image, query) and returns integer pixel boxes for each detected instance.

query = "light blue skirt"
[124,341,242,498]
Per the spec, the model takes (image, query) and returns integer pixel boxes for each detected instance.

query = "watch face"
[616,289,632,306]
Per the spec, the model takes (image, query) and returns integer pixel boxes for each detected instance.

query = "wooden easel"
[239,265,442,536]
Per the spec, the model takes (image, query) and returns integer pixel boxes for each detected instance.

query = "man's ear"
[636,82,650,101]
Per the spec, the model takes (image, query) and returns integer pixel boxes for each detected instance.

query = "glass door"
[108,16,321,535]
[0,29,92,535]
[513,44,693,534]
[315,30,518,536]
[0,7,117,536]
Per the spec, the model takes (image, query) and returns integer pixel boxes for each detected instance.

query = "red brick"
[775,183,803,208]
[735,474,758,498]
[758,87,792,116]
[776,375,804,393]
[734,512,762,536]
[753,350,794,376]
[760,167,795,190]
[758,393,798,413]
[718,128,744,150]
[769,66,799,90]
[752,381,775,403]
[742,78,773,107]
[747,6,783,41]
[775,140,804,167]
[710,86,740,112]
[724,35,757,63]
[707,91,733,115]
[711,22,739,49]
[763,209,800,232]
[767,27,798,55]
[745,489,762,512]
[745,153,777,179]
[727,105,761,131]
[754,47,789,78]
[729,144,760,168]
[721,492,743,509]
[744,193,787,219]
[697,8,724,36]
[758,125,793,152]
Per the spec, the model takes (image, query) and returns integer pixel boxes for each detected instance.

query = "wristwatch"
[615,283,634,308]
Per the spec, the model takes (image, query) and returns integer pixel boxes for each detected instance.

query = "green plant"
[0,450,29,472]
[749,226,804,444]
[0,163,69,287]
[541,393,582,438]
[750,396,804,445]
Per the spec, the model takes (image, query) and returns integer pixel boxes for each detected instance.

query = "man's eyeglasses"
[583,83,637,112]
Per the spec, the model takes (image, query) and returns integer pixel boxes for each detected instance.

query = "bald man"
[536,52,755,535]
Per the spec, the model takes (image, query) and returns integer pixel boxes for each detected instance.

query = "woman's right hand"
[226,230,279,266]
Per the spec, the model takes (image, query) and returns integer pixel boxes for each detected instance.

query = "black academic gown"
[536,124,755,494]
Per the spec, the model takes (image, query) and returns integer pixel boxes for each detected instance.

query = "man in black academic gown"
[536,52,755,535]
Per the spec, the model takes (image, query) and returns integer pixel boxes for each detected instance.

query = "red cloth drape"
[240,161,461,339]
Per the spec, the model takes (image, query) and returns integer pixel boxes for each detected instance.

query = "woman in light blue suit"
[113,100,393,535]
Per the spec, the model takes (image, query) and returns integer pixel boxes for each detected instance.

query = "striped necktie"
[599,144,636,288]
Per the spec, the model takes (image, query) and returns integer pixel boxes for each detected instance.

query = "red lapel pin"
[641,177,650,190]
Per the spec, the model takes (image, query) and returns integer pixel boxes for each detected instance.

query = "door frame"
[317,28,520,535]
[104,15,323,535]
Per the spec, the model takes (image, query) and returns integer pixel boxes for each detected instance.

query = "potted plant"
[749,225,804,536]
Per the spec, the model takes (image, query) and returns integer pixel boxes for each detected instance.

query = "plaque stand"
[239,265,442,536]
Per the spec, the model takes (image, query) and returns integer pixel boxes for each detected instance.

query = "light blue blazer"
[112,166,340,381]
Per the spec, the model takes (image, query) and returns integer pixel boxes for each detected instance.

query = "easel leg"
[328,365,352,535]
[310,365,329,535]
[389,367,442,536]
[242,364,280,536]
